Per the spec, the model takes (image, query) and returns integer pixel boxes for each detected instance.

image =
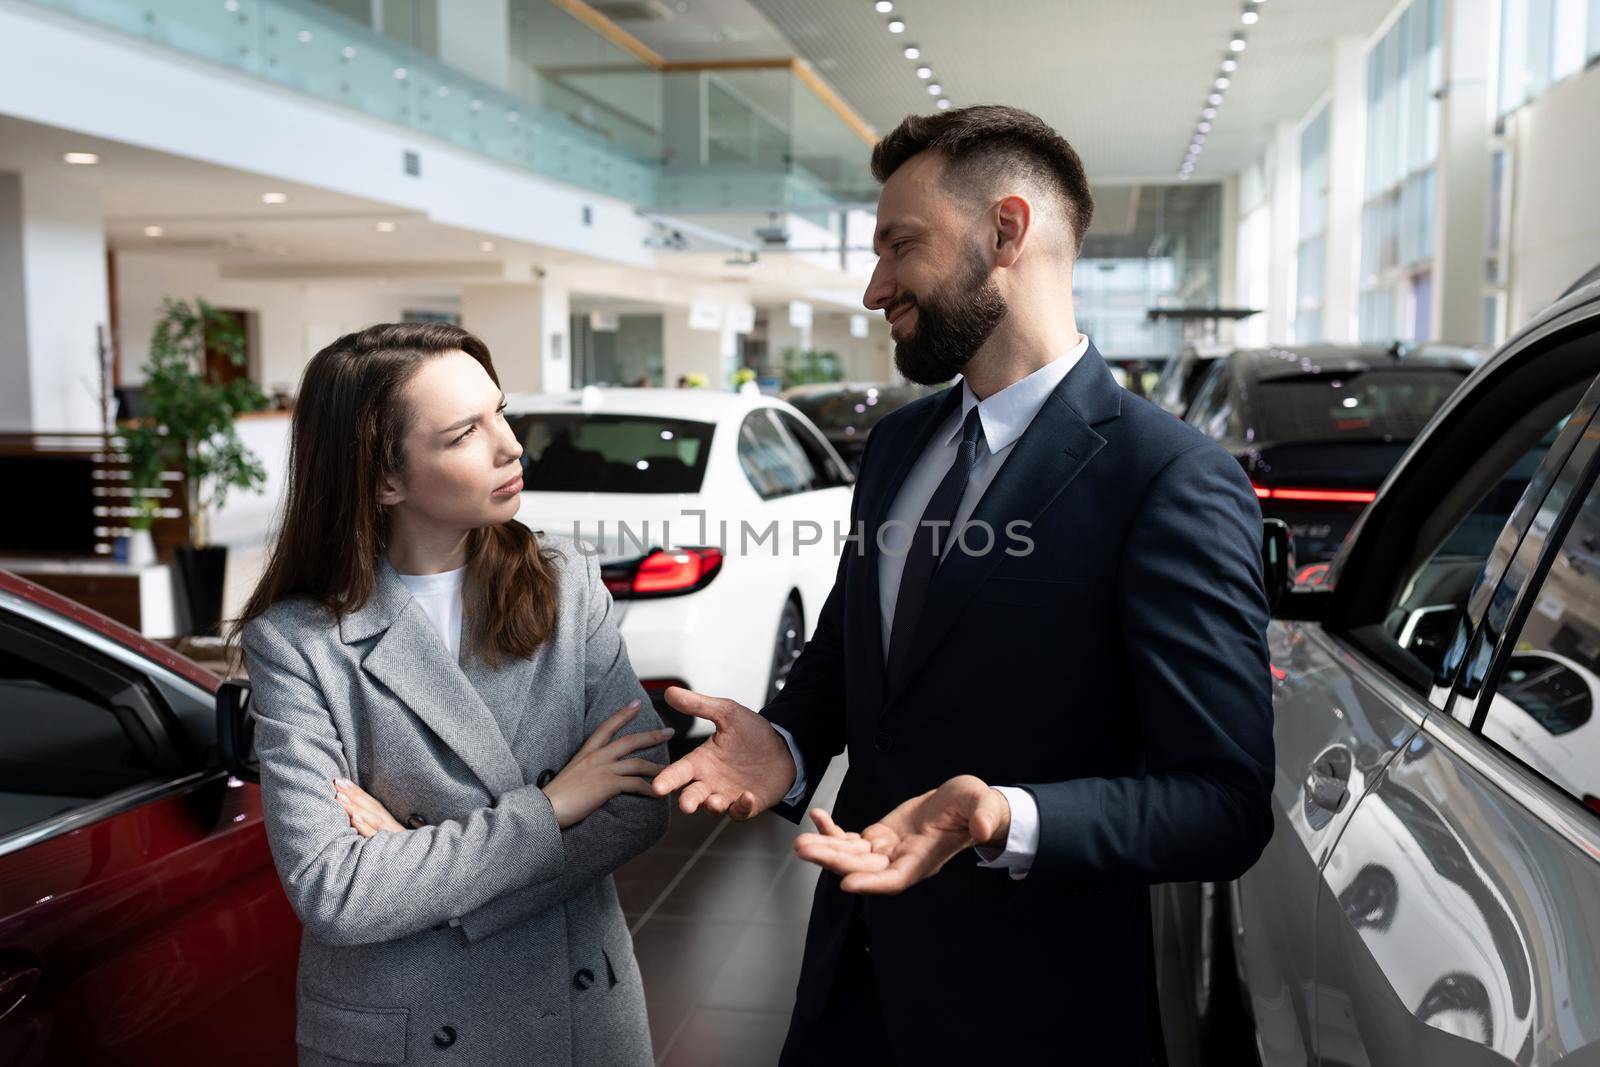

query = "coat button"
[433,1026,457,1048]
[536,769,556,788]
[405,813,428,830]
[573,968,595,991]
[873,732,894,753]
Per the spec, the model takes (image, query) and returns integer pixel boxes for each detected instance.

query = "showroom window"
[1496,0,1600,116]
[1358,0,1444,343]
[1295,104,1330,344]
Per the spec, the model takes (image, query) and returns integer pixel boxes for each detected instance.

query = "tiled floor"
[615,754,847,1067]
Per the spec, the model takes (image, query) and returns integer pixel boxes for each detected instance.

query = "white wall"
[1505,61,1600,329]
[811,313,892,382]
[115,251,449,394]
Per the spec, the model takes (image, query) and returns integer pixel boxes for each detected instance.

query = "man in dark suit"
[653,104,1274,1064]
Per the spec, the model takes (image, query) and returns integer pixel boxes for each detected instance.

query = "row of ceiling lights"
[1180,0,1263,180]
[61,151,496,251]
[872,2,951,111]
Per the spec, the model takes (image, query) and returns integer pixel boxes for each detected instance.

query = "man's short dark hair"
[871,104,1094,255]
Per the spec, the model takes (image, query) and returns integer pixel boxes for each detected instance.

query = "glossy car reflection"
[0,572,298,1064]
[1156,266,1600,1066]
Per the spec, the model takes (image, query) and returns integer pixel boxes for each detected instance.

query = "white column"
[1268,120,1302,345]
[1433,0,1493,344]
[461,280,571,394]
[437,0,510,90]
[662,305,735,388]
[0,171,109,432]
[1322,36,1368,344]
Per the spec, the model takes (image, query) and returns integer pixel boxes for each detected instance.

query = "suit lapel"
[857,384,966,708]
[344,561,526,796]
[883,344,1123,707]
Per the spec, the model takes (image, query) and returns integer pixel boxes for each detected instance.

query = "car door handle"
[1304,747,1353,816]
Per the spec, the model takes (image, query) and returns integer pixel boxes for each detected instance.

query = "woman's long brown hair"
[229,322,559,668]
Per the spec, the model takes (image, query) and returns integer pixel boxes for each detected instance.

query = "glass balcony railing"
[23,0,878,214]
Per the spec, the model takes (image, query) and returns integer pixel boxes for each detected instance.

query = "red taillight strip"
[620,547,724,598]
[1252,484,1377,504]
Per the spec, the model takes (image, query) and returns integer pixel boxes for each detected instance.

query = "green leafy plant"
[780,347,843,388]
[731,367,756,388]
[123,298,268,548]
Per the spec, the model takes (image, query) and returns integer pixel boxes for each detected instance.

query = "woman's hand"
[545,700,673,830]
[334,777,405,838]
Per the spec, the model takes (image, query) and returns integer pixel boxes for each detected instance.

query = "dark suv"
[1184,344,1478,561]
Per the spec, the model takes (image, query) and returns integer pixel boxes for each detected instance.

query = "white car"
[503,387,856,738]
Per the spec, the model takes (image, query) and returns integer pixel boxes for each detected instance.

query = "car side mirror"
[217,678,259,783]
[1262,519,1295,615]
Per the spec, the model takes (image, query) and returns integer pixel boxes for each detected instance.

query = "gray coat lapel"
[342,561,527,796]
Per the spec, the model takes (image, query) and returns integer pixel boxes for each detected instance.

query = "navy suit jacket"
[761,343,1275,1062]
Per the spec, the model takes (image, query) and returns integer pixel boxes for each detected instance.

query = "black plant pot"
[174,544,228,638]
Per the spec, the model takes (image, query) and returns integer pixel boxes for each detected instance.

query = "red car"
[0,571,297,1065]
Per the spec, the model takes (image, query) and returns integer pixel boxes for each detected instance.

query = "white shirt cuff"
[769,722,808,805]
[974,785,1039,881]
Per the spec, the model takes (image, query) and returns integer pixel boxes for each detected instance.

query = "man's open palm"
[650,687,796,821]
[793,775,1011,894]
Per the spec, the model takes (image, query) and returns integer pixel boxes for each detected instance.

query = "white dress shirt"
[773,335,1091,880]
[397,565,467,662]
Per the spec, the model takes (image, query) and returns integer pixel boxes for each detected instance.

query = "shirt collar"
[944,334,1091,452]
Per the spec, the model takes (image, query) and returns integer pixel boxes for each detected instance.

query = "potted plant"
[123,298,268,636]
[780,347,843,388]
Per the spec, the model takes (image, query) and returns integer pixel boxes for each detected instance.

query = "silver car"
[1156,267,1600,1066]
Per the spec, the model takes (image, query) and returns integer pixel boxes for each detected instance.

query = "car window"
[738,411,813,499]
[1255,368,1467,443]
[1184,361,1229,434]
[0,619,163,840]
[507,413,714,494]
[775,411,852,489]
[1479,472,1600,813]
[1381,412,1574,675]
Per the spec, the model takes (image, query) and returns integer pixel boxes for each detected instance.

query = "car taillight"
[603,547,724,599]
[1252,483,1377,504]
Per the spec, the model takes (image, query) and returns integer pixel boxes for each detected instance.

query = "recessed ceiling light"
[297,29,312,42]
[262,192,289,204]
[376,221,397,232]
[393,67,408,80]
[1198,121,1212,132]
[1229,36,1247,52]
[479,240,495,252]
[916,65,933,78]
[887,18,906,32]
[1193,133,1208,144]
[875,0,894,11]
[1242,8,1260,24]
[1214,75,1231,89]
[926,83,943,95]
[341,46,356,59]
[1202,106,1218,118]
[1221,58,1238,72]
[937,97,951,110]
[903,44,921,59]
[143,225,164,237]
[63,152,99,165]
[1208,92,1224,105]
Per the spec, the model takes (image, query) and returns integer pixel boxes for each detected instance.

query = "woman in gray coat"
[232,323,671,1066]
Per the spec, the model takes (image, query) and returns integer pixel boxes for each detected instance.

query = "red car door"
[0,605,299,1065]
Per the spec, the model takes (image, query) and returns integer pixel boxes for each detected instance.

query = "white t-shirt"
[397,565,466,662]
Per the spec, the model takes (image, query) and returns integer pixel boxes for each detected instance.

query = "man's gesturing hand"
[650,687,796,821]
[793,775,1012,894]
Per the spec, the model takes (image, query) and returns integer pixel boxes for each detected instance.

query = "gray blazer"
[241,534,668,1066]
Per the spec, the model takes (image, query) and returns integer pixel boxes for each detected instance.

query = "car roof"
[0,569,219,692]
[1232,343,1480,382]
[503,387,784,422]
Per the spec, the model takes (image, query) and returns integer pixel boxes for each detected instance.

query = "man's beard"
[891,252,1009,386]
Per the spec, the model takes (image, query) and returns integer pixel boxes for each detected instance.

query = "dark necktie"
[886,405,985,686]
